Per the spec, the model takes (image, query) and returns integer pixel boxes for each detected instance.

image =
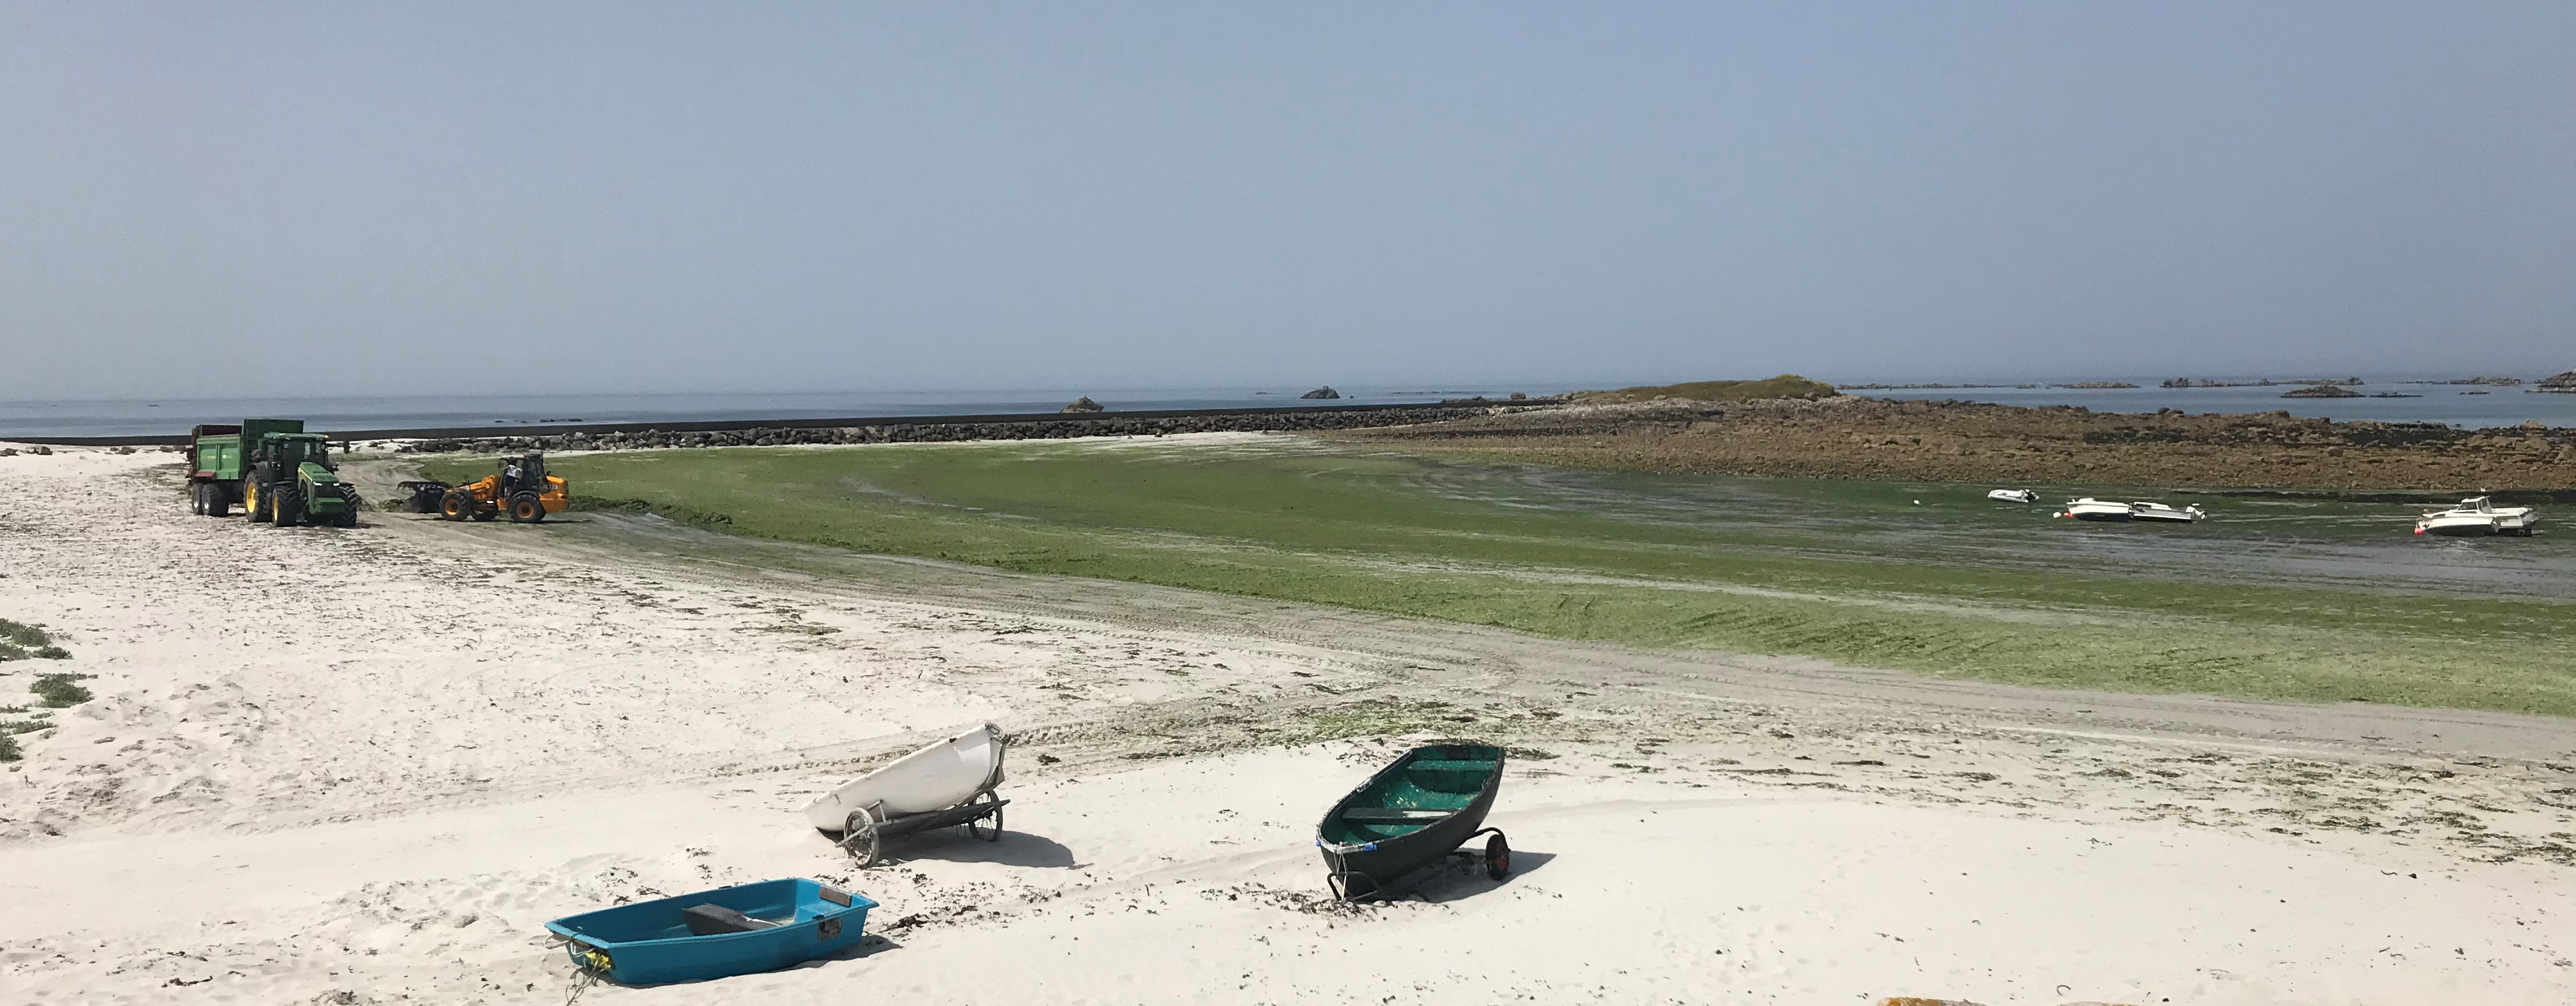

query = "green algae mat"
[424,438,2576,716]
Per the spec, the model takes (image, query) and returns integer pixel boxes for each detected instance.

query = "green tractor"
[188,420,362,527]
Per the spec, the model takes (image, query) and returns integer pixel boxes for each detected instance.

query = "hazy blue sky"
[3,3,2569,399]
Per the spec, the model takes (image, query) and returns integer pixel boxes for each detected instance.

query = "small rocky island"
[1061,396,1105,414]
[2282,384,2362,398]
[2537,369,2576,393]
[1301,386,1340,399]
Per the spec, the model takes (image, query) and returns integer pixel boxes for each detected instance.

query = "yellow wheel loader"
[401,453,569,523]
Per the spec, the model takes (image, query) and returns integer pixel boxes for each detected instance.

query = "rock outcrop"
[2282,385,2361,398]
[1301,387,1340,399]
[2536,369,2576,393]
[1061,396,1105,413]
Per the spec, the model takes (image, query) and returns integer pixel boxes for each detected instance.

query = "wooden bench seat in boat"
[1339,807,1458,823]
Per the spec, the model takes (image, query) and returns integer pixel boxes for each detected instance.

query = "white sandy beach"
[4,444,2573,1005]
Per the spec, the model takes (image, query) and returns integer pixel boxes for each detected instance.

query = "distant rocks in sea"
[2537,369,2576,394]
[1061,396,1105,414]
[2051,381,2139,389]
[1301,386,1341,399]
[2283,385,2362,398]
[394,404,1537,456]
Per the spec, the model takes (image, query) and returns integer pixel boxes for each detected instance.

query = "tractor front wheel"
[440,490,473,521]
[507,491,545,523]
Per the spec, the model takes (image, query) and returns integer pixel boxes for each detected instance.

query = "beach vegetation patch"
[31,673,93,708]
[423,441,2576,717]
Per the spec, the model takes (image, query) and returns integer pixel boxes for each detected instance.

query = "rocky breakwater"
[1338,396,2576,491]
[395,405,1521,455]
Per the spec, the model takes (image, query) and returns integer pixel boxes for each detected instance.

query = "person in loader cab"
[501,460,523,495]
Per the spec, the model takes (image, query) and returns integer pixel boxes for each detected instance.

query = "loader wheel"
[440,490,473,521]
[508,491,545,523]
[273,485,303,527]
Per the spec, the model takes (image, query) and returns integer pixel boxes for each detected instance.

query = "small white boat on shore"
[2060,498,2135,521]
[1987,488,2038,504]
[2059,499,2205,523]
[2416,496,2539,537]
[802,723,1007,832]
[2127,501,2206,523]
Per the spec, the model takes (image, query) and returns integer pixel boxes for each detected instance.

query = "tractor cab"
[260,433,336,472]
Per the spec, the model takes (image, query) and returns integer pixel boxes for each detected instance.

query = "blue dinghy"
[546,878,877,985]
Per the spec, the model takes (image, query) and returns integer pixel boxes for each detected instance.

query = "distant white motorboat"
[2059,498,2204,523]
[802,723,1006,832]
[2060,498,2135,521]
[2416,496,2538,538]
[1988,488,2038,504]
[2126,501,2206,523]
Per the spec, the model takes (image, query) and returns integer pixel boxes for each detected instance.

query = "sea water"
[1866,379,2576,429]
[0,386,1579,439]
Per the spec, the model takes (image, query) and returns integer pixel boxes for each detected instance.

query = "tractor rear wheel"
[273,485,303,527]
[440,490,473,521]
[507,491,545,523]
[247,483,273,523]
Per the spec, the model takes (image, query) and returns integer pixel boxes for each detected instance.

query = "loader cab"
[500,453,546,494]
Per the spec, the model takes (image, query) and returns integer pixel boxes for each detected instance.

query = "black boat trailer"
[1326,827,1512,902]
[834,790,1008,867]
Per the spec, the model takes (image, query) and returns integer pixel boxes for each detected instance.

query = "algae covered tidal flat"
[425,435,2576,715]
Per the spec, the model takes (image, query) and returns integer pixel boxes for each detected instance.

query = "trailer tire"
[206,485,230,518]
[189,484,206,516]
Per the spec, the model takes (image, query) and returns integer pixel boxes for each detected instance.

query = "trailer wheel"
[507,491,545,523]
[967,790,1004,842]
[839,812,882,867]
[206,485,230,518]
[189,484,206,516]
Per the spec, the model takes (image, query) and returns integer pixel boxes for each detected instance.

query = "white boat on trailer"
[2416,496,2538,537]
[2059,498,2205,523]
[1988,488,2038,504]
[803,722,1006,832]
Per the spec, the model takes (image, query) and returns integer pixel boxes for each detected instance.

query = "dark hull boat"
[1316,743,1510,900]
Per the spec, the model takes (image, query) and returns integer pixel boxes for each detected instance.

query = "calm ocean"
[6,378,2571,439]
[0,386,1579,439]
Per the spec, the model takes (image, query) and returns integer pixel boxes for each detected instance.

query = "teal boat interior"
[1319,745,1503,847]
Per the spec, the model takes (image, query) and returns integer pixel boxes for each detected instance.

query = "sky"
[1,3,2570,399]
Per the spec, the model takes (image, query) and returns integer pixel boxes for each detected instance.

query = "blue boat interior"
[1321,745,1501,846]
[553,879,832,946]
